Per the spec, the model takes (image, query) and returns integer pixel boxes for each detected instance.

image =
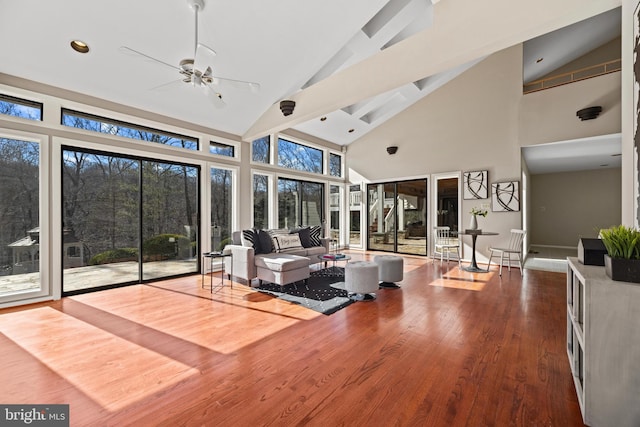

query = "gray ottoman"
[255,253,310,289]
[345,261,379,301]
[374,255,403,289]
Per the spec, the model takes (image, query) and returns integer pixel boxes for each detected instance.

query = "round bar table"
[457,230,498,272]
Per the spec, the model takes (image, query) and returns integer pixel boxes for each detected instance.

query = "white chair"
[433,226,460,266]
[487,229,526,276]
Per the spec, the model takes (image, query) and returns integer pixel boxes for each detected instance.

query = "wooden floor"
[0,251,584,426]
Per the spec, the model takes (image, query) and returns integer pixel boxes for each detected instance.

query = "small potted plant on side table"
[600,225,640,283]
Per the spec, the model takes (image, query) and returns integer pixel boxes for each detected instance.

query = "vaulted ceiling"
[0,0,621,147]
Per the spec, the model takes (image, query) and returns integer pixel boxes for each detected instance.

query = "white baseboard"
[529,244,577,250]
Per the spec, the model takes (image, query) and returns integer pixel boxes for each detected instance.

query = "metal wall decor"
[491,181,520,212]
[463,170,488,199]
[634,2,640,223]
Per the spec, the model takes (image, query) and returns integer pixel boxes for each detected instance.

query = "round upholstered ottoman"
[374,255,403,289]
[345,261,379,301]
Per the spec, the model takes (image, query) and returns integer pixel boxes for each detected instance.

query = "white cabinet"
[566,257,640,426]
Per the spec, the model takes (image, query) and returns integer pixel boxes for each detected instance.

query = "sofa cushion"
[255,253,309,272]
[305,245,327,257]
[273,234,303,252]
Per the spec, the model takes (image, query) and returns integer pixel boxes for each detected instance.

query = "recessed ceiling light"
[536,57,544,63]
[348,128,354,133]
[70,40,90,54]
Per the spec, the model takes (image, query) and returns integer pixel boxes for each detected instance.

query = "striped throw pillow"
[309,225,322,247]
[241,229,262,253]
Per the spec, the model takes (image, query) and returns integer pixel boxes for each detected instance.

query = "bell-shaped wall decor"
[576,106,602,121]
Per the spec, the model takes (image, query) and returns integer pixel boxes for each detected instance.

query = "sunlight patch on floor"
[70,284,319,355]
[0,307,198,411]
[428,271,490,291]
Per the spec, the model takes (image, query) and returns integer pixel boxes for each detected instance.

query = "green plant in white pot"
[599,225,640,283]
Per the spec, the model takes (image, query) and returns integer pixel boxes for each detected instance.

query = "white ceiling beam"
[243,0,620,142]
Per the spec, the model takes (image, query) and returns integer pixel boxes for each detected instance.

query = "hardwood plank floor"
[0,251,584,426]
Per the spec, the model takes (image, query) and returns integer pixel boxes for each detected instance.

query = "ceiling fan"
[120,0,259,108]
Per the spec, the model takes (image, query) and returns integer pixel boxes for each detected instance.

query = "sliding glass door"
[62,147,199,294]
[397,180,427,255]
[367,179,428,255]
[0,136,47,302]
[142,161,199,281]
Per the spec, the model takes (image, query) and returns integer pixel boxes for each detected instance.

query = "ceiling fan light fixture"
[70,40,90,54]
[280,100,295,116]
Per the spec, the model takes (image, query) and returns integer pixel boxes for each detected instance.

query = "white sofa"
[223,229,330,287]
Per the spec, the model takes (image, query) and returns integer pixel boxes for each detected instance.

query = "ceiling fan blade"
[211,76,261,93]
[193,43,217,73]
[119,46,179,72]
[149,78,184,92]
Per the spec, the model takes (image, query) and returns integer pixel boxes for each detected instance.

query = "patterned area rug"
[255,272,352,315]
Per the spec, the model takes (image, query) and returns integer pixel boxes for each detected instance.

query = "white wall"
[530,168,622,247]
[622,0,639,226]
[536,36,621,81]
[519,71,621,147]
[347,45,524,259]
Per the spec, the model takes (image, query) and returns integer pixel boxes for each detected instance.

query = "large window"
[0,138,41,298]
[253,174,269,229]
[278,178,324,228]
[329,153,342,177]
[277,138,323,174]
[62,147,199,294]
[252,136,270,163]
[61,109,199,150]
[211,167,233,252]
[0,94,42,121]
[209,141,235,157]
